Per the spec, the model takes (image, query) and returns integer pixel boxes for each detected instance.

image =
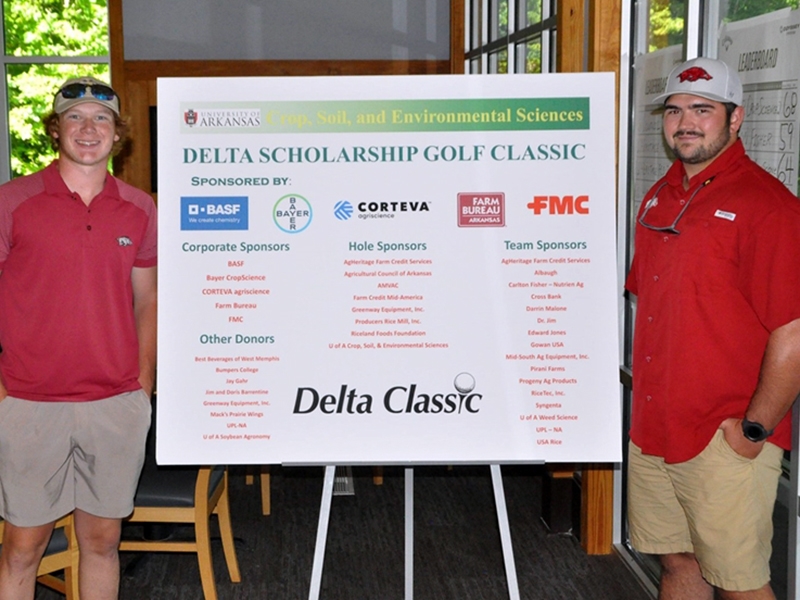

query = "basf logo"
[181,196,249,230]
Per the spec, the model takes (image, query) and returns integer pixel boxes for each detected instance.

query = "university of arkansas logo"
[184,109,197,126]
[677,66,712,82]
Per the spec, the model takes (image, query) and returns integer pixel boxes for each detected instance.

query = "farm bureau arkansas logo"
[457,192,505,227]
[677,66,713,82]
[292,372,482,414]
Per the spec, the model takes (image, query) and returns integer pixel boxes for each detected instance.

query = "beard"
[669,126,731,165]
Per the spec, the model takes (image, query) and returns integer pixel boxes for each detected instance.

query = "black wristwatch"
[741,418,773,442]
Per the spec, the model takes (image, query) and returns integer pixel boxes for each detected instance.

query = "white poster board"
[156,73,621,465]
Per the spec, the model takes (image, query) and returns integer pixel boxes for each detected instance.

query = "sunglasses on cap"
[58,82,117,102]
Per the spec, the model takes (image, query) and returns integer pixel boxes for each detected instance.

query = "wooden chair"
[245,465,271,515]
[0,513,80,599]
[119,462,241,600]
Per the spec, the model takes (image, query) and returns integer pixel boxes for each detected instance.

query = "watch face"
[742,420,768,442]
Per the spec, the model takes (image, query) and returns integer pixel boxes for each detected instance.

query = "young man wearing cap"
[627,57,800,599]
[0,77,156,599]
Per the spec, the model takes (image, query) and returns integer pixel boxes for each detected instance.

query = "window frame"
[0,6,110,183]
[464,0,557,74]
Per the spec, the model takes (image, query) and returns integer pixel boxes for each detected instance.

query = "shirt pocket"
[674,215,739,297]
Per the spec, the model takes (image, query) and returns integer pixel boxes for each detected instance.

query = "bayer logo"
[334,200,354,220]
[273,194,312,234]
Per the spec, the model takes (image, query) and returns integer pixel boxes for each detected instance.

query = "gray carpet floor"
[36,465,653,599]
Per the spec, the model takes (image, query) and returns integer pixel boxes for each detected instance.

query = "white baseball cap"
[53,76,120,116]
[653,57,743,106]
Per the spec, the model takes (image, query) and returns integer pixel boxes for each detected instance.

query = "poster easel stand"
[307,464,521,600]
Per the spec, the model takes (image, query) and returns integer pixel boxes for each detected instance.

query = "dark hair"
[42,110,131,156]
[724,102,738,126]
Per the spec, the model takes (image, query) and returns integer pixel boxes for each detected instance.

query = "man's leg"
[716,584,775,600]
[658,552,712,600]
[0,520,56,600]
[668,430,784,596]
[74,508,123,600]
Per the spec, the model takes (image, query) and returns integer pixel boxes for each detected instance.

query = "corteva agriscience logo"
[457,192,505,227]
[183,108,261,129]
[181,196,248,230]
[273,194,312,233]
[292,372,482,415]
[356,200,430,220]
[527,195,589,215]
[334,200,354,220]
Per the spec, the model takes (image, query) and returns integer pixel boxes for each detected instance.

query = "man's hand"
[719,417,765,460]
[138,376,154,399]
[132,266,156,402]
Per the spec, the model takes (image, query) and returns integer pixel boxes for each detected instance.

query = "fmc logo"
[527,195,589,215]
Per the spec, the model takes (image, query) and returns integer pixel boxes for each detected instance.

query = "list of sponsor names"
[199,259,276,441]
[339,243,449,350]
[503,253,591,446]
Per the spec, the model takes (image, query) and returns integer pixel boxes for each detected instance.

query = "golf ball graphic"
[453,372,476,394]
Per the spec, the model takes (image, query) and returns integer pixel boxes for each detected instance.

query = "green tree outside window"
[4,0,109,178]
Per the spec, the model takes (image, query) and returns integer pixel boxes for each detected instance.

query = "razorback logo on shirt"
[117,236,133,246]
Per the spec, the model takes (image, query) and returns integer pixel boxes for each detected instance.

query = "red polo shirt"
[626,140,800,463]
[0,161,157,401]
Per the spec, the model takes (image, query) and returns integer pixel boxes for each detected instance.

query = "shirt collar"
[42,160,121,202]
[664,138,745,189]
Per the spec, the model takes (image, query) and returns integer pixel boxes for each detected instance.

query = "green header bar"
[181,97,590,134]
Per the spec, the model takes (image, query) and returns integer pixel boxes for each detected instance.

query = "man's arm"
[722,317,800,458]
[0,270,6,400]
[131,266,157,397]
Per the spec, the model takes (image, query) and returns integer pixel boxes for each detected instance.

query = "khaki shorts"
[0,390,152,527]
[628,429,783,592]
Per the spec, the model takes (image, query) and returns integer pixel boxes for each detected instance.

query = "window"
[0,0,110,181]
[465,0,556,74]
[647,0,684,52]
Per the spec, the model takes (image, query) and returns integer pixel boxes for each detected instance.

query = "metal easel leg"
[405,467,414,600]
[490,464,521,600]
[308,465,337,600]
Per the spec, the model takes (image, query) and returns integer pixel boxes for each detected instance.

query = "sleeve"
[133,191,158,268]
[739,196,800,332]
[0,187,15,268]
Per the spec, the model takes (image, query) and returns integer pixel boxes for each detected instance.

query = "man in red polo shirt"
[627,57,800,599]
[0,77,156,599]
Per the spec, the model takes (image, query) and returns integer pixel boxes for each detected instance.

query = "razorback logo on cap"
[677,66,713,82]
